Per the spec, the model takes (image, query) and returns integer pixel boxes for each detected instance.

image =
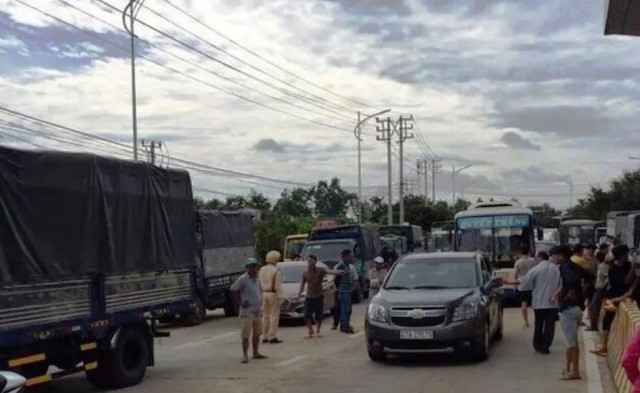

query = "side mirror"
[0,371,26,393]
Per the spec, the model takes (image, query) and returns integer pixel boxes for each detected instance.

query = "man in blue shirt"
[334,249,358,334]
[507,250,561,354]
[230,258,267,363]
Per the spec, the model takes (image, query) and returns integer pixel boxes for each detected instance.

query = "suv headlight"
[452,300,479,322]
[368,303,387,323]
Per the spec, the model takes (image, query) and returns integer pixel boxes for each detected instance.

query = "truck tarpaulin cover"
[197,211,253,249]
[196,211,254,278]
[0,146,196,285]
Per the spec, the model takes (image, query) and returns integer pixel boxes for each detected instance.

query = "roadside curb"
[584,330,605,393]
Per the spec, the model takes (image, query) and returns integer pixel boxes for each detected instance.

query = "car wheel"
[472,324,490,362]
[368,349,387,362]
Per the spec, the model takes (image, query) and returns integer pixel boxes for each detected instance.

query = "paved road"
[47,305,593,393]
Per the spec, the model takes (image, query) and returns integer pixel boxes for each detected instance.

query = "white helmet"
[374,256,385,264]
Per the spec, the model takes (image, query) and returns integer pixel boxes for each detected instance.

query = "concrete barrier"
[607,300,640,392]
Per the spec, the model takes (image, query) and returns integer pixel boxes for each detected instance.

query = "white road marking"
[349,331,365,339]
[275,355,307,367]
[583,330,604,393]
[172,331,237,350]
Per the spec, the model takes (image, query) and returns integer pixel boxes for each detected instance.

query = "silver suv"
[364,252,503,362]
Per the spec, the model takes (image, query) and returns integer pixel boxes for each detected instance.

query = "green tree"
[204,198,223,210]
[310,177,356,218]
[223,196,248,210]
[569,169,640,219]
[273,188,312,217]
[246,190,271,212]
[528,203,562,227]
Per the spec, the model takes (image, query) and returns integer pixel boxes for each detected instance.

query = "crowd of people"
[229,249,388,363]
[507,242,638,382]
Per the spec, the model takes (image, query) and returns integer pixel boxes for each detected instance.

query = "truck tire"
[87,327,151,389]
[184,299,205,326]
[224,294,239,317]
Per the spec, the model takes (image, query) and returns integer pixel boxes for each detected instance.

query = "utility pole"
[452,164,472,205]
[376,116,395,225]
[417,158,429,203]
[558,174,574,209]
[431,159,441,202]
[140,139,162,165]
[123,0,146,161]
[354,109,390,224]
[397,115,414,224]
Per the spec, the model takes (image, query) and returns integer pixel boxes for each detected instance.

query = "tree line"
[194,168,640,261]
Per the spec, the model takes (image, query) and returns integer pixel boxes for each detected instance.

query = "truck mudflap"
[5,341,98,388]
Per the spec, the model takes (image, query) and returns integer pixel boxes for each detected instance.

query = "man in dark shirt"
[555,244,586,380]
[298,255,344,338]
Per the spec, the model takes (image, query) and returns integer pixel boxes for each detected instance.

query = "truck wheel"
[224,294,239,317]
[92,327,150,389]
[184,300,205,326]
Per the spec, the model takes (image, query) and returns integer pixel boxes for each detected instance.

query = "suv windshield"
[384,258,479,289]
[301,241,352,262]
[278,264,308,283]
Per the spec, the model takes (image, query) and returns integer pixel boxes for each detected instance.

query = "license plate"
[400,330,434,340]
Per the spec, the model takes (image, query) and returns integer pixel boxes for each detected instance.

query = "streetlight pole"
[123,0,147,161]
[452,164,472,205]
[558,174,574,209]
[354,108,390,223]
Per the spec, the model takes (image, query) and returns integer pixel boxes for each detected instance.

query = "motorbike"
[0,372,26,393]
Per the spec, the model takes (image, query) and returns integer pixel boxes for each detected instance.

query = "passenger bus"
[558,219,604,245]
[453,201,535,300]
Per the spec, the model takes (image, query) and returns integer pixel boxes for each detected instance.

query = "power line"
[159,0,376,110]
[13,0,356,136]
[62,0,354,126]
[0,105,315,188]
[97,0,355,122]
[136,1,358,116]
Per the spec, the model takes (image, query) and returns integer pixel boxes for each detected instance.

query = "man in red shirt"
[298,255,343,338]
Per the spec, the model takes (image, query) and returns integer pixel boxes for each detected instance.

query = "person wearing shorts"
[230,258,267,364]
[514,246,536,327]
[557,244,587,380]
[298,255,343,338]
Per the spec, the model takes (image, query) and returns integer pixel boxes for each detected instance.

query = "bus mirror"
[537,228,543,241]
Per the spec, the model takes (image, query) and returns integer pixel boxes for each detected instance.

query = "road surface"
[47,305,597,393]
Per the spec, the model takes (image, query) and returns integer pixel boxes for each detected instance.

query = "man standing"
[259,250,283,344]
[298,255,344,338]
[514,246,536,327]
[230,258,267,364]
[556,244,586,380]
[369,256,388,296]
[506,250,561,354]
[335,249,358,334]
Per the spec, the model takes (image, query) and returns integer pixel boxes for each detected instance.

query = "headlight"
[368,303,387,323]
[452,300,479,322]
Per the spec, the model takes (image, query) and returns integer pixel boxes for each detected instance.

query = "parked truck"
[193,210,255,320]
[0,147,198,389]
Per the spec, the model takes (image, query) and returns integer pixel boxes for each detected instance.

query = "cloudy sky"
[0,0,638,208]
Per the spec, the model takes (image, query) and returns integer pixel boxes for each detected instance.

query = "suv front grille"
[391,316,445,327]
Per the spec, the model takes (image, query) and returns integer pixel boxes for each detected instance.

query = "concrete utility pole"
[452,164,472,205]
[140,139,162,165]
[123,0,147,161]
[354,109,390,224]
[376,116,396,225]
[557,174,574,209]
[396,115,414,224]
[417,158,429,203]
[431,159,441,202]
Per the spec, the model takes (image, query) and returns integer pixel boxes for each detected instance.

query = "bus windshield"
[455,214,533,268]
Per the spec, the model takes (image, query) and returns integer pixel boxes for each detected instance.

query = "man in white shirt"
[514,246,536,327]
[507,250,562,354]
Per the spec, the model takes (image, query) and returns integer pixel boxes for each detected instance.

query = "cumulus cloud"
[254,138,285,153]
[500,131,541,151]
